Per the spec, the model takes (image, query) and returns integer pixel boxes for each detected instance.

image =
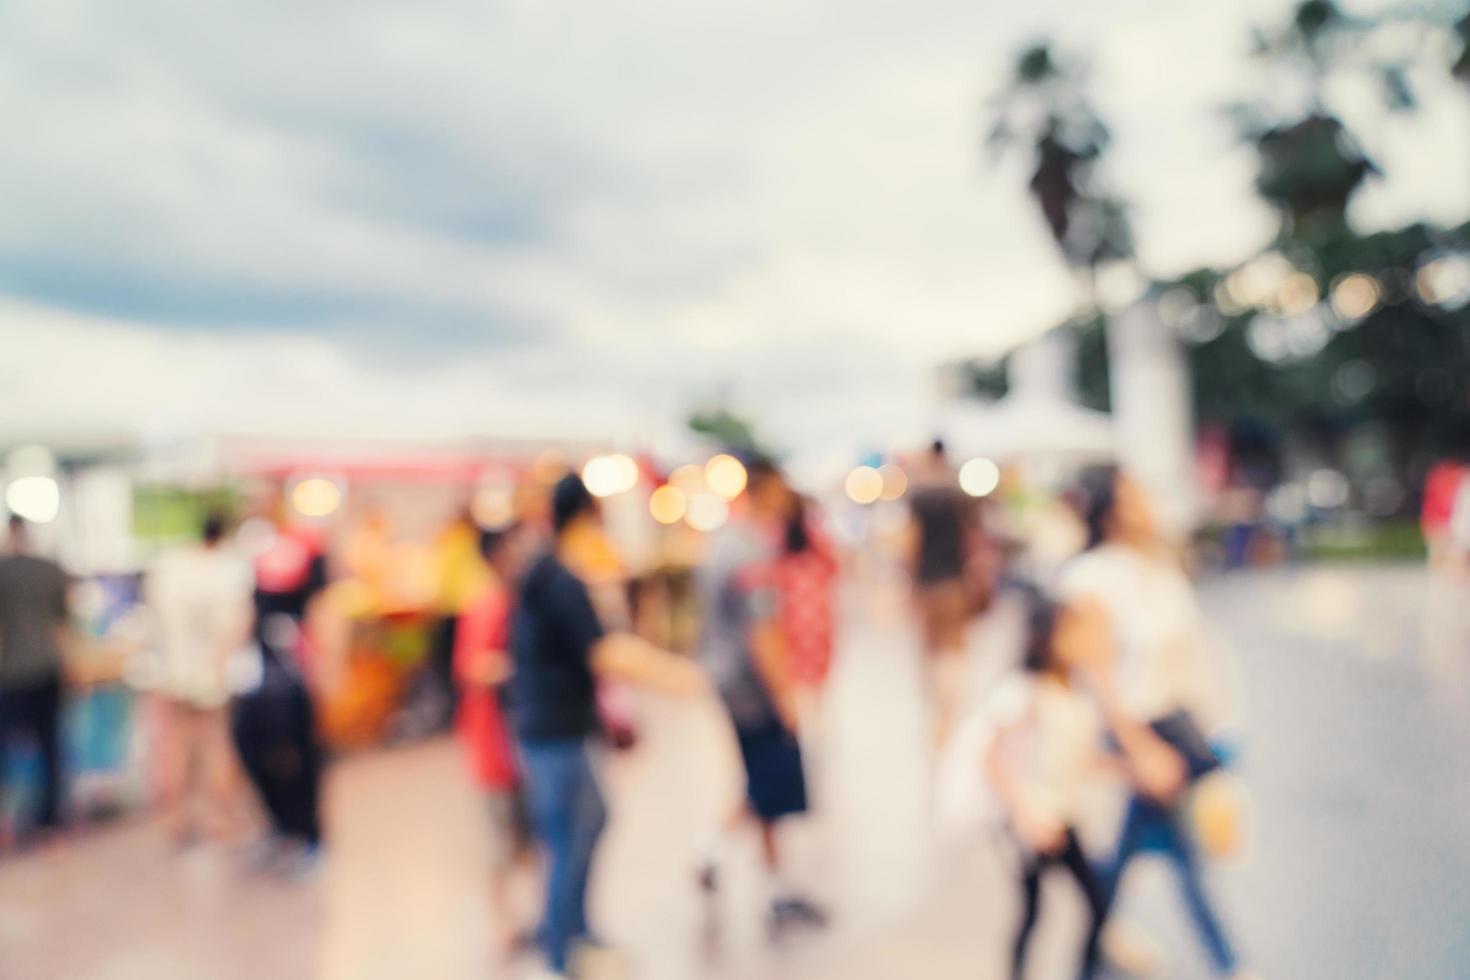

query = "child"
[984,591,1108,980]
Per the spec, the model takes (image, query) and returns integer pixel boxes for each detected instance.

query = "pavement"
[2,563,1468,979]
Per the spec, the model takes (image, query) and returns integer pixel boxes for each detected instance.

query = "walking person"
[984,589,1108,980]
[1060,466,1255,980]
[697,454,827,935]
[512,473,700,980]
[145,512,253,846]
[0,516,72,847]
[907,439,977,744]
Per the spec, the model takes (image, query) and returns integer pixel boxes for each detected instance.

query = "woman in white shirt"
[1060,467,1248,979]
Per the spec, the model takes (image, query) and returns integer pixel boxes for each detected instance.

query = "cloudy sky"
[4,0,1467,459]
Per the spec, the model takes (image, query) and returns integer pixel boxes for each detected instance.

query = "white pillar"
[1107,297,1198,535]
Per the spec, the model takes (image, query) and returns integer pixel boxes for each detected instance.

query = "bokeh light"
[472,483,517,530]
[1227,252,1295,308]
[844,466,883,505]
[290,477,343,518]
[878,463,908,501]
[704,454,748,500]
[1275,272,1319,316]
[581,453,640,498]
[1306,468,1350,510]
[958,457,1000,498]
[1330,272,1381,322]
[648,484,687,525]
[4,475,61,524]
[1416,253,1470,310]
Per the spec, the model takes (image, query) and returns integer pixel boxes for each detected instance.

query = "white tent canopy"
[937,393,1115,462]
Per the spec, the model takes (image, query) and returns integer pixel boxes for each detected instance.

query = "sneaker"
[768,895,829,936]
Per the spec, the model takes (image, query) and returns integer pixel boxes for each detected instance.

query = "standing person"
[1422,454,1470,573]
[774,496,838,738]
[1060,466,1254,980]
[454,523,534,958]
[428,507,488,733]
[145,513,253,846]
[511,473,700,980]
[233,509,329,876]
[907,439,977,744]
[1422,452,1470,698]
[697,454,827,934]
[0,516,71,845]
[985,589,1108,980]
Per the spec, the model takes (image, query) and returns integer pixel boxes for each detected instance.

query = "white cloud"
[2,0,1467,461]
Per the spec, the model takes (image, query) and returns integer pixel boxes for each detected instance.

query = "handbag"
[1148,709,1221,782]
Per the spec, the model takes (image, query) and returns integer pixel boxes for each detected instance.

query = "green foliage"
[984,4,1470,495]
[1231,0,1467,242]
[962,357,1010,400]
[1253,114,1377,236]
[1016,42,1059,84]
[132,485,240,545]
[687,407,763,453]
[1301,518,1427,562]
[1456,12,1470,82]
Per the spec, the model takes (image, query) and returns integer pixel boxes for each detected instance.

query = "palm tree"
[985,40,1132,277]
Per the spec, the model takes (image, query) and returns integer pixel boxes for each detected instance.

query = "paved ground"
[3,564,1468,979]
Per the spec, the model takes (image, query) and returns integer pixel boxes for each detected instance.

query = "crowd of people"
[0,445,1260,980]
[442,447,1255,979]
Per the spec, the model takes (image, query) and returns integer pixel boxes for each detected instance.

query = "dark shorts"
[735,720,807,823]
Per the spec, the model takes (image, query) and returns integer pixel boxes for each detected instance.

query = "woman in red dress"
[453,524,535,957]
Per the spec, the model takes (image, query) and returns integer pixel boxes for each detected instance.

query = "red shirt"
[775,522,838,688]
[1423,462,1467,537]
[454,581,518,790]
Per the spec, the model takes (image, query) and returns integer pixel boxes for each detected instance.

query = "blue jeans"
[1103,795,1237,975]
[521,738,607,973]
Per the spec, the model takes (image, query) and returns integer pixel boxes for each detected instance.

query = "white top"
[988,673,1102,825]
[935,670,1101,837]
[1059,542,1222,728]
[146,545,254,708]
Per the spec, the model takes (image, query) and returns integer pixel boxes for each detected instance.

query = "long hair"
[785,496,811,555]
[1013,582,1061,675]
[1075,464,1121,551]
